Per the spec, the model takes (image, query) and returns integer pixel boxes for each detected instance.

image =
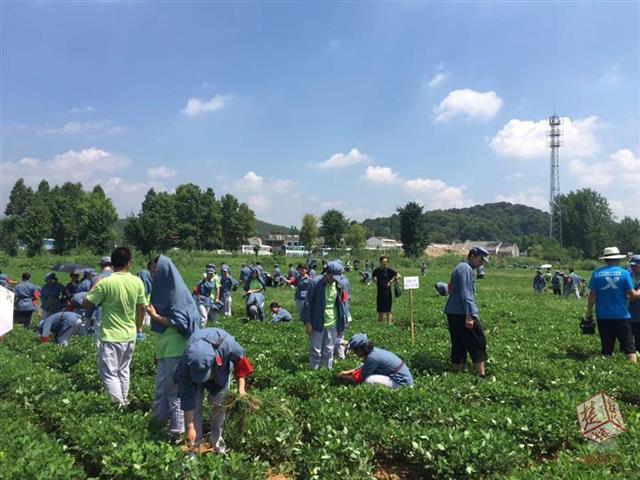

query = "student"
[65,273,80,298]
[293,264,311,318]
[551,271,562,295]
[37,311,83,346]
[585,247,639,363]
[372,256,402,324]
[270,302,293,323]
[84,247,147,406]
[564,268,580,299]
[628,255,640,353]
[146,255,199,440]
[40,273,66,321]
[88,257,114,341]
[219,266,238,317]
[444,247,489,377]
[333,265,352,361]
[533,271,546,294]
[360,270,372,285]
[194,265,221,327]
[301,261,350,369]
[287,264,296,280]
[273,264,283,287]
[339,333,413,388]
[174,328,254,452]
[0,271,17,289]
[435,282,449,297]
[420,262,427,277]
[77,269,94,293]
[13,272,40,328]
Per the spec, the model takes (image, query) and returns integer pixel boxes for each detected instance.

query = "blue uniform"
[295,275,311,302]
[301,276,351,333]
[629,275,640,323]
[443,261,479,319]
[0,274,9,289]
[37,311,83,345]
[359,347,413,386]
[77,278,92,293]
[589,266,634,320]
[239,266,252,283]
[271,307,293,323]
[40,283,66,314]
[13,281,40,311]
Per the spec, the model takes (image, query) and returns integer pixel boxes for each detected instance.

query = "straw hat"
[599,247,626,260]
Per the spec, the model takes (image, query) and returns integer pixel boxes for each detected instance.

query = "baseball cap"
[100,256,112,267]
[325,261,344,278]
[469,246,490,262]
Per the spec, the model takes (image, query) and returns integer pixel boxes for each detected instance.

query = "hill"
[361,202,549,243]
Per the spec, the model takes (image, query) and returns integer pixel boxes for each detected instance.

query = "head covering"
[137,269,153,295]
[70,291,88,310]
[629,255,640,266]
[45,272,57,281]
[599,247,626,260]
[206,263,216,270]
[205,266,216,275]
[186,329,230,384]
[221,265,230,273]
[469,246,490,261]
[435,282,449,296]
[150,255,199,338]
[348,333,369,351]
[325,261,344,279]
[82,268,95,277]
[100,256,112,267]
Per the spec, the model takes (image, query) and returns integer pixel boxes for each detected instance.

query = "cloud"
[496,187,547,211]
[181,94,232,117]
[428,72,449,89]
[361,165,399,185]
[600,65,623,83]
[312,148,370,170]
[246,194,271,213]
[403,177,471,210]
[490,116,600,160]
[147,166,177,179]
[433,89,502,122]
[42,120,126,135]
[569,148,639,189]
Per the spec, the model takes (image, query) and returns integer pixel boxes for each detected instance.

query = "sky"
[1,2,639,227]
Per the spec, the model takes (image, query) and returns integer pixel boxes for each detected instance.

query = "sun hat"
[599,247,626,260]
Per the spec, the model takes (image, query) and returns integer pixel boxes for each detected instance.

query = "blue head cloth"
[348,333,369,351]
[325,261,344,278]
[149,255,199,338]
[137,269,153,296]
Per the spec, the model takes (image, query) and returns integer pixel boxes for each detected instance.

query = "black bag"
[394,282,402,298]
[580,317,596,335]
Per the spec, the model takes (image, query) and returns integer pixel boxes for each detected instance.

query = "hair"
[362,341,375,355]
[22,272,31,281]
[605,259,621,266]
[111,246,132,269]
[569,268,574,273]
[269,302,280,309]
[379,255,389,262]
[147,259,155,269]
[297,263,307,270]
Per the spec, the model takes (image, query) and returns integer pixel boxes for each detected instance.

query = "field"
[0,252,638,480]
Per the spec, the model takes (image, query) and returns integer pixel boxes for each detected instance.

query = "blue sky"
[2,2,638,226]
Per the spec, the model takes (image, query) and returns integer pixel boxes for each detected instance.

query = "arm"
[586,290,596,318]
[184,409,196,445]
[460,268,479,328]
[136,304,146,332]
[146,304,171,327]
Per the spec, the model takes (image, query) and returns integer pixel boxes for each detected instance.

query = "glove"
[136,332,146,342]
[40,336,50,344]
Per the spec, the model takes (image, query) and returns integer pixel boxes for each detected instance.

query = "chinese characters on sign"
[403,276,420,290]
[576,392,625,443]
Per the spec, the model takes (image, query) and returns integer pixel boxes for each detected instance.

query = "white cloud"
[181,94,232,117]
[600,65,623,83]
[312,148,370,170]
[403,177,471,210]
[569,148,640,189]
[490,116,600,160]
[42,120,126,135]
[428,72,449,89]
[147,166,177,179]
[361,165,399,185]
[496,187,547,211]
[433,89,502,122]
[246,194,271,213]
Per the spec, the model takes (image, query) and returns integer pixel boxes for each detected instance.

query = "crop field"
[0,252,638,479]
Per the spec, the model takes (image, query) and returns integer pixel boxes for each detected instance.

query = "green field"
[0,253,638,479]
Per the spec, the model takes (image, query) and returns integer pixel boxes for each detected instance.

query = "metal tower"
[548,115,563,246]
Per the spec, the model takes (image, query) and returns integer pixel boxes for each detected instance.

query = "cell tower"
[548,114,563,246]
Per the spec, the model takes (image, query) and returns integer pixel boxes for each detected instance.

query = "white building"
[365,237,403,250]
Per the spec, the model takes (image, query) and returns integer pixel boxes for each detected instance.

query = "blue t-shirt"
[588,266,634,320]
[628,275,640,323]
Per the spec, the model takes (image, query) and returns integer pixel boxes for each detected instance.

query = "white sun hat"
[599,247,626,260]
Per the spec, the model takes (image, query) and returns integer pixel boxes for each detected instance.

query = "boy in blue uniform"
[173,328,254,451]
[339,333,413,388]
[533,271,546,294]
[77,269,94,293]
[292,264,311,319]
[444,247,489,376]
[219,266,238,317]
[435,281,449,297]
[586,247,639,363]
[269,302,293,323]
[37,311,83,346]
[194,265,221,327]
[13,272,40,328]
[244,268,266,321]
[40,273,66,321]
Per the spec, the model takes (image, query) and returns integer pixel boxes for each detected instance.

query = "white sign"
[0,285,14,336]
[403,276,420,290]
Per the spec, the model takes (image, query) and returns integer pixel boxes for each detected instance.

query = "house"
[424,243,452,257]
[425,240,520,258]
[365,237,403,250]
[265,234,301,249]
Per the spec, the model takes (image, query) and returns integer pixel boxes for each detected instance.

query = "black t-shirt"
[372,267,397,290]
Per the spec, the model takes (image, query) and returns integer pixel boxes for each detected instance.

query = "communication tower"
[548,115,563,246]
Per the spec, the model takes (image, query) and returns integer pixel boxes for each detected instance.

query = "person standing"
[40,273,66,321]
[628,255,640,353]
[533,270,546,294]
[194,265,221,327]
[443,247,489,376]
[301,261,351,369]
[372,256,401,324]
[585,247,639,363]
[292,263,311,319]
[219,266,237,317]
[84,247,147,406]
[551,271,562,295]
[146,255,199,441]
[420,262,427,277]
[13,272,40,328]
[77,269,94,293]
[563,268,580,299]
[174,328,254,452]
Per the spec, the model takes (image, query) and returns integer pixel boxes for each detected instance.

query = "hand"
[585,314,593,322]
[305,323,313,336]
[146,304,157,317]
[186,425,196,446]
[136,332,146,342]
[465,315,475,330]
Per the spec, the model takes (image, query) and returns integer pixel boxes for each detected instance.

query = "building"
[425,240,520,258]
[365,237,403,250]
[247,237,262,246]
[265,234,301,249]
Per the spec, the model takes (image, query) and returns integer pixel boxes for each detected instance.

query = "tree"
[319,209,348,248]
[299,214,318,249]
[220,194,256,251]
[398,202,429,257]
[124,189,177,255]
[199,188,222,250]
[50,182,87,253]
[174,183,206,249]
[616,217,640,255]
[34,180,53,240]
[0,218,19,256]
[5,178,33,216]
[344,223,367,250]
[21,195,49,257]
[559,189,615,258]
[82,186,118,254]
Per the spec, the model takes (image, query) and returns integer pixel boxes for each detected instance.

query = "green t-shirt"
[324,282,338,328]
[154,327,187,359]
[86,272,146,343]
[249,279,263,291]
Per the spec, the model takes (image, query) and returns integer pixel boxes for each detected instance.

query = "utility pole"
[548,114,563,246]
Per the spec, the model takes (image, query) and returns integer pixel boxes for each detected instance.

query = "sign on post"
[403,276,419,345]
[0,285,15,338]
[577,392,625,443]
